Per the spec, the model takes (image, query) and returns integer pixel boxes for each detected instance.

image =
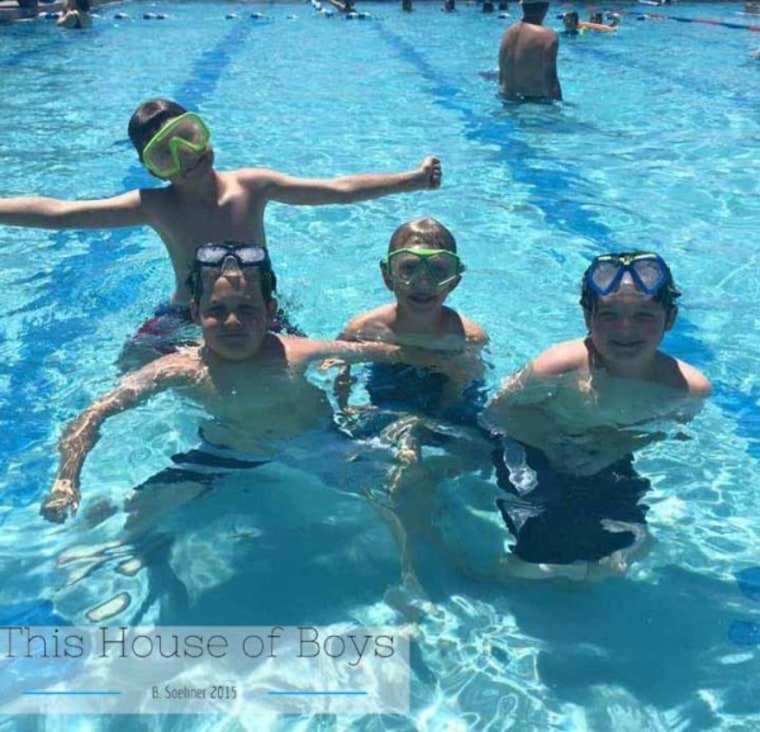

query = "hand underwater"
[40,479,80,524]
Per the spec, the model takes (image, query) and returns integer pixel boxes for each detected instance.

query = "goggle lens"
[195,244,268,268]
[386,248,462,288]
[142,113,210,178]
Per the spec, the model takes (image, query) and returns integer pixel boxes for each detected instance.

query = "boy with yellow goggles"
[382,247,464,289]
[140,113,211,179]
[0,96,443,314]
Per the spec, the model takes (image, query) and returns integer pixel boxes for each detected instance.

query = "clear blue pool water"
[1,1,759,728]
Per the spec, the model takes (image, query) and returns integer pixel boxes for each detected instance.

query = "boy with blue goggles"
[582,251,680,310]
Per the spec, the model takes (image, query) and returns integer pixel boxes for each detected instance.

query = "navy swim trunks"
[492,439,651,564]
[363,362,488,426]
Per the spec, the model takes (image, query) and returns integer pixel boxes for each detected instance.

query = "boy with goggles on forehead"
[0,98,442,346]
[479,251,711,580]
[39,243,445,524]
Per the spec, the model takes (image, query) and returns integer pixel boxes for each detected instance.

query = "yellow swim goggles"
[382,248,463,289]
[141,113,210,178]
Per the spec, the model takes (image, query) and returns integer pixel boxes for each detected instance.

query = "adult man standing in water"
[498,0,562,102]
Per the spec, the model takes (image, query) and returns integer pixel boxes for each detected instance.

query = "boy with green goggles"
[382,247,464,290]
[337,216,487,422]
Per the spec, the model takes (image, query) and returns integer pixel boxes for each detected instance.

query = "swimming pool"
[1,1,759,728]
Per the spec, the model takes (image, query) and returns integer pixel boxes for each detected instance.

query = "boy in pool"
[334,218,489,595]
[336,217,488,428]
[480,251,712,579]
[39,243,438,525]
[0,99,441,347]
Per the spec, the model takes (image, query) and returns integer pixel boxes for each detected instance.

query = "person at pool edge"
[0,99,441,342]
[498,0,562,102]
[57,0,92,29]
[39,243,442,524]
[480,252,711,579]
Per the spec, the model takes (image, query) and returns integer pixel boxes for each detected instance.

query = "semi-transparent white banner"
[0,625,410,715]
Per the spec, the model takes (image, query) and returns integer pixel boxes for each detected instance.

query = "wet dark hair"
[388,217,457,253]
[187,245,278,305]
[127,99,188,161]
[580,251,681,312]
[76,0,91,11]
[521,1,550,19]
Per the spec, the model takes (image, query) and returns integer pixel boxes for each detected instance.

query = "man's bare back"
[498,2,562,102]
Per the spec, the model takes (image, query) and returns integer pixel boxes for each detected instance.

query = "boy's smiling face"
[193,271,275,361]
[382,243,461,314]
[585,288,676,374]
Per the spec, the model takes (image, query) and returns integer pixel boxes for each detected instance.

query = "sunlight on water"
[1,1,759,729]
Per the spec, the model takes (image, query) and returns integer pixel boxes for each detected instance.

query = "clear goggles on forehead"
[141,113,210,178]
[384,248,463,288]
[586,253,669,297]
[195,243,269,269]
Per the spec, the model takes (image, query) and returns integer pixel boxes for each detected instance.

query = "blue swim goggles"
[586,253,669,296]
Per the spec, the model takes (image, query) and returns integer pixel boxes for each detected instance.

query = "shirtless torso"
[498,10,562,102]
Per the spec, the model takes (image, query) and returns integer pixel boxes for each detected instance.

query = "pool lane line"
[3,18,259,508]
[620,9,760,32]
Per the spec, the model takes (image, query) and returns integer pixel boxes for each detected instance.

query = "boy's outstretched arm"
[40,354,196,524]
[252,156,442,205]
[301,338,473,375]
[0,190,149,230]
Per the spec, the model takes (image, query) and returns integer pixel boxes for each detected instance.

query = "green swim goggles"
[382,248,464,289]
[141,113,211,178]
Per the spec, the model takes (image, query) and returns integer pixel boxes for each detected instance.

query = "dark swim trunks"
[492,439,651,564]
[501,95,557,105]
[133,438,271,493]
[362,362,487,427]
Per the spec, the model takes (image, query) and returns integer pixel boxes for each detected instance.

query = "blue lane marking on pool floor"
[371,21,620,255]
[568,42,757,111]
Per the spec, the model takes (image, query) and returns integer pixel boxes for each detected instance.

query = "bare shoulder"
[230,167,279,190]
[138,186,171,216]
[500,24,519,43]
[673,357,712,397]
[454,312,489,345]
[530,338,588,377]
[127,348,205,387]
[338,304,396,340]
